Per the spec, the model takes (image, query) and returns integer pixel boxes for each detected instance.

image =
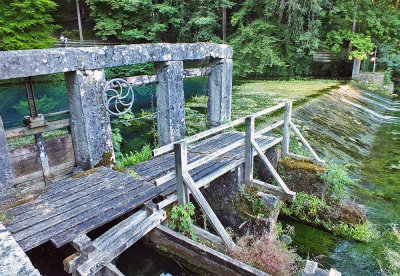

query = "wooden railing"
[157,101,325,250]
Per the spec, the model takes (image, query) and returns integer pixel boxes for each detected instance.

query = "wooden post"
[174,142,189,205]
[283,101,292,156]
[35,133,51,185]
[245,116,254,182]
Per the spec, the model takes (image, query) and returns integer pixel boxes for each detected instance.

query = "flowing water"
[2,80,399,275]
[286,85,400,275]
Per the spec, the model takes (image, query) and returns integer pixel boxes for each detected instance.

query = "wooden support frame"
[174,142,236,251]
[244,115,296,201]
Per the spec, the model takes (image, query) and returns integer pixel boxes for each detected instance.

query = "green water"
[287,88,400,275]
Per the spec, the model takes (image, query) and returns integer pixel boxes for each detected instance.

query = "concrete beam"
[0,116,16,200]
[207,58,233,126]
[155,61,185,146]
[65,69,114,170]
[0,43,233,80]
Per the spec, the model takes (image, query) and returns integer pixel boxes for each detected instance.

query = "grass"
[185,79,343,137]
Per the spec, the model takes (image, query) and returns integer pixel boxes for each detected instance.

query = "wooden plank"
[289,121,325,166]
[13,175,144,240]
[91,210,148,251]
[76,210,166,276]
[254,120,284,137]
[245,116,255,182]
[20,182,159,251]
[182,172,235,250]
[7,168,112,217]
[155,138,245,186]
[251,138,295,196]
[9,173,128,229]
[5,118,70,140]
[147,225,269,276]
[282,101,292,155]
[246,179,296,201]
[157,194,177,209]
[50,185,162,248]
[153,117,247,157]
[159,136,283,197]
[191,224,225,251]
[174,142,189,205]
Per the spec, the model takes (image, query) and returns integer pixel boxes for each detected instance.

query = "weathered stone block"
[0,43,233,80]
[65,69,114,170]
[0,116,16,200]
[155,61,185,146]
[207,58,233,126]
[0,223,41,276]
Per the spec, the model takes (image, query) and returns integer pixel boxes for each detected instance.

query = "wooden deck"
[4,131,280,253]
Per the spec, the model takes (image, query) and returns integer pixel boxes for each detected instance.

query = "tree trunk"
[76,0,84,43]
[222,6,226,41]
[396,0,399,10]
[346,0,359,59]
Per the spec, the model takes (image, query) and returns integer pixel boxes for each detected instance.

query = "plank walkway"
[4,131,279,253]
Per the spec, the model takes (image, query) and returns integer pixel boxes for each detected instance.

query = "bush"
[318,163,354,200]
[281,192,329,224]
[169,202,197,240]
[333,222,377,242]
[116,144,152,170]
[230,233,299,276]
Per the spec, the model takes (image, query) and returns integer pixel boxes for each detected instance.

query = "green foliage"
[0,0,59,50]
[105,64,153,80]
[169,202,197,240]
[282,192,375,242]
[281,192,329,224]
[86,0,181,42]
[384,67,393,85]
[116,144,152,170]
[318,163,354,200]
[333,222,376,243]
[240,188,268,219]
[380,227,400,275]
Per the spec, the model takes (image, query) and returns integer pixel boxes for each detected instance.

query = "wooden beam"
[251,138,295,197]
[246,179,296,201]
[245,116,255,182]
[147,225,269,276]
[285,152,326,167]
[289,121,325,166]
[182,172,236,250]
[282,101,292,155]
[174,142,190,205]
[5,118,70,140]
[35,133,51,185]
[77,210,166,276]
[155,138,245,186]
[153,102,288,157]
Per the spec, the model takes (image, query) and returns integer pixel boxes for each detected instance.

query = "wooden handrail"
[153,101,288,157]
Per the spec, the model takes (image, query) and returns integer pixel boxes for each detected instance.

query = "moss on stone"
[280,157,326,174]
[95,151,116,170]
[72,168,98,179]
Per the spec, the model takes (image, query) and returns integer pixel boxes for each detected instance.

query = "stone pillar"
[0,116,16,200]
[352,58,361,79]
[207,58,233,127]
[65,69,114,170]
[155,61,185,146]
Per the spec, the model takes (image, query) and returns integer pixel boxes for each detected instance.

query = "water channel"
[1,80,399,275]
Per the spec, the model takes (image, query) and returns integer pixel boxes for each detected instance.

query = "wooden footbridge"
[2,101,324,275]
[0,44,325,276]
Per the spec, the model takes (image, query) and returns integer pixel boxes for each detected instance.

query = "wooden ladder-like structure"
[67,209,166,276]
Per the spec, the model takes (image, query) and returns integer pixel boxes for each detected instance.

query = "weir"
[0,43,326,276]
